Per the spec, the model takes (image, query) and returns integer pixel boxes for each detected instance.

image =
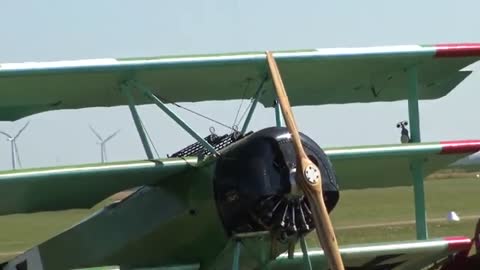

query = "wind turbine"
[0,121,30,170]
[89,125,120,163]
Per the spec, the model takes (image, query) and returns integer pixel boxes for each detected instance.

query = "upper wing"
[267,237,471,270]
[326,140,480,189]
[0,157,197,215]
[0,43,479,120]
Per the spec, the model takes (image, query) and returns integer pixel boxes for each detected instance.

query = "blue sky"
[0,0,479,169]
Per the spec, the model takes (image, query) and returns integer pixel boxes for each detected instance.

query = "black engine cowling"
[213,127,339,240]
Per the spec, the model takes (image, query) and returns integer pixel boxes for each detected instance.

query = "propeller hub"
[304,164,320,184]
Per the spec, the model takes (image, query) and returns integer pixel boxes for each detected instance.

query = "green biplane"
[0,43,480,270]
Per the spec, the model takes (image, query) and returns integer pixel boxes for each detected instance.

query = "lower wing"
[267,237,471,270]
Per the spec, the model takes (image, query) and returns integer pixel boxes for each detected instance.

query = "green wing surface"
[326,140,480,189]
[0,157,197,215]
[267,237,471,270]
[0,140,478,215]
[66,237,472,270]
[0,43,479,120]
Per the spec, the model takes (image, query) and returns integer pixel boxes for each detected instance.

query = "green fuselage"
[35,163,229,269]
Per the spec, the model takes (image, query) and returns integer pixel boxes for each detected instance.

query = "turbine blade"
[10,142,15,169]
[89,125,103,141]
[104,129,120,143]
[14,121,30,139]
[103,145,108,163]
[100,144,104,163]
[13,143,22,168]
[0,131,12,139]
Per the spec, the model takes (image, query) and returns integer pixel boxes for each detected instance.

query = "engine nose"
[213,127,339,239]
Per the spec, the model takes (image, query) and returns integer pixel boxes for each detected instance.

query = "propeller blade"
[103,129,120,143]
[89,125,103,141]
[14,121,30,139]
[266,51,344,270]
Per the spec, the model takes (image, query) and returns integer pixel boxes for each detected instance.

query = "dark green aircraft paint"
[36,164,228,269]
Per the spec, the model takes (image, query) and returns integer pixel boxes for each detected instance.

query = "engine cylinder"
[213,127,339,240]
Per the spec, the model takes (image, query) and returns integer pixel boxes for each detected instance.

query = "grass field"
[1,177,479,262]
[305,177,480,247]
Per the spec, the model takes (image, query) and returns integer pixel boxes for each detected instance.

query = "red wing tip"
[444,236,472,251]
[440,140,480,154]
[434,43,480,57]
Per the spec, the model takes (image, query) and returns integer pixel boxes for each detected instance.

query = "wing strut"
[232,240,242,270]
[124,80,219,157]
[274,99,283,127]
[407,66,428,240]
[121,84,155,160]
[299,236,313,270]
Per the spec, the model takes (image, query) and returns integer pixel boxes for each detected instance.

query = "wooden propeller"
[266,51,345,270]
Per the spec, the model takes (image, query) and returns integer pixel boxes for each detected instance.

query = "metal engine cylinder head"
[213,127,339,239]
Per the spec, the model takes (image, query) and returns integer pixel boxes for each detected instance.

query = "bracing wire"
[237,75,268,130]
[128,82,270,160]
[152,94,235,131]
[141,120,160,159]
[237,98,254,127]
[231,79,252,129]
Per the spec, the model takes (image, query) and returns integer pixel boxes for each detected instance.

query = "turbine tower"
[0,121,30,170]
[89,125,120,163]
